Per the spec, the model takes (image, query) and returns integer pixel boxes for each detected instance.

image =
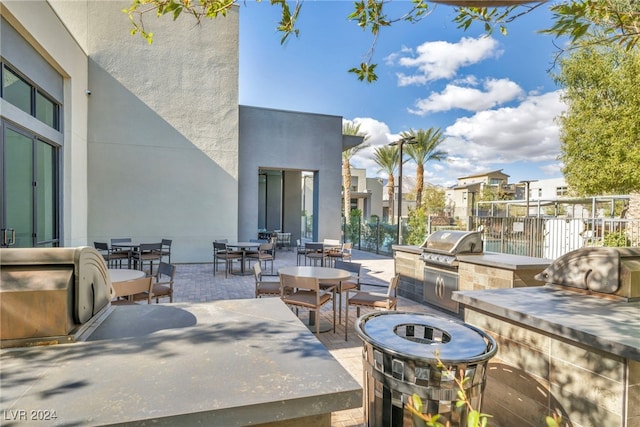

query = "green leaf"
[411,393,423,412]
[467,410,479,427]
[348,62,377,83]
[545,415,559,427]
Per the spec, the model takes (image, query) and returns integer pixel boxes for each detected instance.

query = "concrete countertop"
[392,245,422,255]
[454,286,640,361]
[457,252,551,270]
[393,245,550,271]
[0,298,362,426]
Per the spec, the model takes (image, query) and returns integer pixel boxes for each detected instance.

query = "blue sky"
[239,1,566,188]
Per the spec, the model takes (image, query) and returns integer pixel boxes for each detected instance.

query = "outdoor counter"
[1,298,362,426]
[393,245,549,315]
[453,286,640,427]
[456,251,551,270]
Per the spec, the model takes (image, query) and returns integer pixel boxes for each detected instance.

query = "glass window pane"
[36,91,57,130]
[3,67,31,115]
[36,140,56,244]
[5,128,34,247]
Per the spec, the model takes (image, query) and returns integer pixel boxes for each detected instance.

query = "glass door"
[1,124,58,247]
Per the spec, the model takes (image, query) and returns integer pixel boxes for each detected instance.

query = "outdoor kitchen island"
[454,247,640,427]
[1,298,362,426]
[393,243,549,318]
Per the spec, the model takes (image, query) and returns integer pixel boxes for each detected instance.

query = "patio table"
[108,268,146,284]
[227,242,260,276]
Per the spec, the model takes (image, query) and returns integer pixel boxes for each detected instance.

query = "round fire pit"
[356,312,497,427]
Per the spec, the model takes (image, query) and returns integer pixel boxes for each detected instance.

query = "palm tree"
[401,128,448,208]
[372,145,399,224]
[342,122,369,224]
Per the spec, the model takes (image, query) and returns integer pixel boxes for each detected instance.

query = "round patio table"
[108,268,146,283]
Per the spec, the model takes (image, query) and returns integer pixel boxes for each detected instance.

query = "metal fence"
[471,216,640,259]
[343,215,640,259]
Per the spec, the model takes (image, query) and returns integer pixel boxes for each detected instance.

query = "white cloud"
[345,117,397,148]
[443,90,566,166]
[409,78,524,115]
[343,117,399,179]
[387,36,503,86]
[540,162,564,176]
[345,91,566,186]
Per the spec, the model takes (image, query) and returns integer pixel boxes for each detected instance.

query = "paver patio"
[171,246,457,427]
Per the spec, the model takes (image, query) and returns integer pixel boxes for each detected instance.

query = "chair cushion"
[152,284,172,297]
[256,281,280,295]
[339,280,358,291]
[349,292,396,308]
[283,290,331,309]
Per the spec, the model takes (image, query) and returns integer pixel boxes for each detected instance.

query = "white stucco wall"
[51,0,239,262]
[1,0,89,247]
[238,106,343,243]
[528,177,568,200]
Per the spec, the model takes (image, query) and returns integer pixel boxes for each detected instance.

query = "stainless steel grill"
[419,230,483,267]
[420,230,483,316]
[0,247,113,348]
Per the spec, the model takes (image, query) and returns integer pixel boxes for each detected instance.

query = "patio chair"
[131,242,163,275]
[276,232,292,251]
[328,260,361,324]
[304,243,326,266]
[327,242,352,267]
[155,239,172,264]
[94,241,129,268]
[246,242,274,275]
[252,262,281,298]
[295,239,309,265]
[111,276,153,305]
[280,273,336,335]
[134,262,176,303]
[345,273,399,341]
[110,237,132,251]
[213,241,242,277]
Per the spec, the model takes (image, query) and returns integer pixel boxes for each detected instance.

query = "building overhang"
[342,134,364,151]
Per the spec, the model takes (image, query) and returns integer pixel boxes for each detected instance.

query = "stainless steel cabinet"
[423,266,459,314]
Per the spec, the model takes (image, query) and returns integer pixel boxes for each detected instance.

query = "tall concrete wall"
[51,0,239,262]
[238,106,343,243]
[1,0,89,247]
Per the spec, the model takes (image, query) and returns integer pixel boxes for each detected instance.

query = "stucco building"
[1,0,359,261]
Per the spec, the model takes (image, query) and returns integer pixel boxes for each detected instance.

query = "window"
[556,186,568,197]
[36,91,58,129]
[2,64,60,131]
[2,125,59,247]
[3,66,31,114]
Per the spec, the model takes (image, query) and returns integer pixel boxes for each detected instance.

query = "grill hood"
[534,246,640,301]
[421,230,483,255]
[0,247,113,348]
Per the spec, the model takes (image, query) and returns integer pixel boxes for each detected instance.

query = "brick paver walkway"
[171,246,455,427]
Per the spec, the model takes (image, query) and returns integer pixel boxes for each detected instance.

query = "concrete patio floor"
[170,246,458,427]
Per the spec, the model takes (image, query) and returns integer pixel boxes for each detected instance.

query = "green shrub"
[604,231,630,247]
[406,206,427,245]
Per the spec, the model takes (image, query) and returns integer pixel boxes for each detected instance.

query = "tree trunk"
[388,175,395,224]
[416,163,424,208]
[343,158,352,224]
